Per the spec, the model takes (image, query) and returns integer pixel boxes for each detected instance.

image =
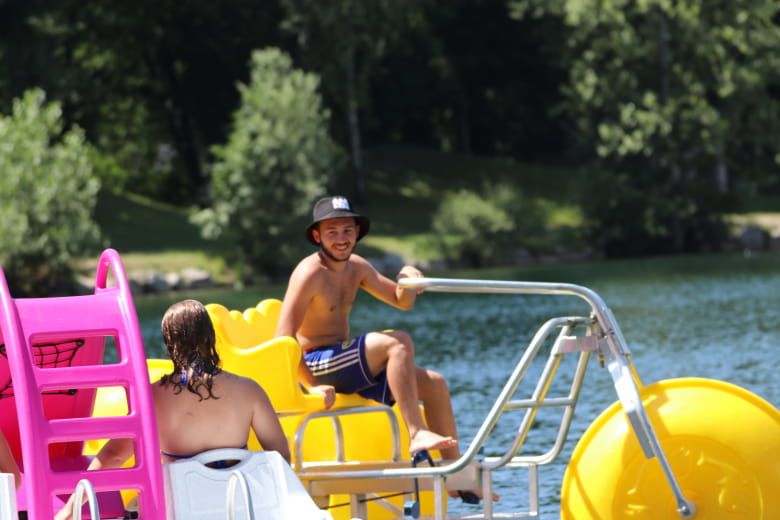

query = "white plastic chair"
[163,449,333,520]
[0,473,16,520]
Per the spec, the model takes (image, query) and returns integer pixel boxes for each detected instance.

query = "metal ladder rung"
[505,397,577,410]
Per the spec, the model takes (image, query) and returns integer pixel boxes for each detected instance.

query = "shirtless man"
[276,196,498,503]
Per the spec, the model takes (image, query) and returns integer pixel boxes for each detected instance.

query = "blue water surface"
[135,251,780,518]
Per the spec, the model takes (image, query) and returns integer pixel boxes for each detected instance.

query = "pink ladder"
[0,249,165,519]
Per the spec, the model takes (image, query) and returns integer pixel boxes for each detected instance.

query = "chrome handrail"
[70,479,100,520]
[295,404,402,472]
[297,277,696,519]
[402,277,696,518]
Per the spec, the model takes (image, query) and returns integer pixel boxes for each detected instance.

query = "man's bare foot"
[448,489,500,503]
[409,429,457,453]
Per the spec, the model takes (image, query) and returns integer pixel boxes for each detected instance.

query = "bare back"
[152,371,289,461]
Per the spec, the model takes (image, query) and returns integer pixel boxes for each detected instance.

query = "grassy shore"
[88,146,780,283]
[89,147,582,280]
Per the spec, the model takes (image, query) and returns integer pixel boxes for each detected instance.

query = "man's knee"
[385,330,415,356]
[388,329,413,346]
[419,368,450,395]
[365,331,415,370]
[429,369,449,390]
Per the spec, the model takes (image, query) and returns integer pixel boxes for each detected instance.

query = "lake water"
[132,251,780,518]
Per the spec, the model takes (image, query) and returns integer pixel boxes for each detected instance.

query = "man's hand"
[309,384,336,409]
[397,265,424,294]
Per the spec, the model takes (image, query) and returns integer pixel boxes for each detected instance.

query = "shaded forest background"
[2,0,780,294]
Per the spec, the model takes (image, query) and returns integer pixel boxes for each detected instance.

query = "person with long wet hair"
[153,299,288,464]
[56,300,289,520]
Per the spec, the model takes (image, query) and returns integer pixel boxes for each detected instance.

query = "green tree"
[368,1,568,159]
[511,0,780,255]
[194,48,342,280]
[0,89,102,296]
[281,0,420,199]
[1,0,288,205]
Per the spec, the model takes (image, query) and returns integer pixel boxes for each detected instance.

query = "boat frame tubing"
[299,277,696,519]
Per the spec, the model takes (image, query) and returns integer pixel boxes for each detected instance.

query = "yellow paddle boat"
[1,251,777,519]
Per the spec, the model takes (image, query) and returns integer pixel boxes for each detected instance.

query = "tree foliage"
[432,182,546,266]
[511,0,780,255]
[1,0,288,204]
[280,0,421,198]
[0,89,101,295]
[194,48,342,279]
[2,2,779,270]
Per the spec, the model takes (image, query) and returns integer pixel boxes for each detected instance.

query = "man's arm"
[275,262,336,409]
[359,258,423,311]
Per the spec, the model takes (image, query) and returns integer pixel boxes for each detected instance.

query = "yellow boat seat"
[92,299,443,519]
[204,299,443,520]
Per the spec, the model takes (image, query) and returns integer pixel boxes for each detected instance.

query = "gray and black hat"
[305,196,371,245]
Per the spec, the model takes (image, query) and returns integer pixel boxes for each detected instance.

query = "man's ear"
[312,228,321,244]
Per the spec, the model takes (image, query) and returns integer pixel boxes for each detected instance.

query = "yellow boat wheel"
[561,377,780,520]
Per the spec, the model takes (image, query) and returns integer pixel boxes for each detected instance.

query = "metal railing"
[295,277,696,520]
[68,479,101,520]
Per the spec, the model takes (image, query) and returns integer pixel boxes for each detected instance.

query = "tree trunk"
[458,84,472,154]
[344,44,365,200]
[715,143,728,193]
[669,163,685,252]
[657,6,671,105]
[147,48,205,205]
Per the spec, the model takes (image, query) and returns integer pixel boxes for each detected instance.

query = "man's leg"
[415,366,499,502]
[364,332,499,503]
[363,331,456,453]
[414,366,458,458]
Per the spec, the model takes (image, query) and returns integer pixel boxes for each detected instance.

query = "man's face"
[313,217,359,262]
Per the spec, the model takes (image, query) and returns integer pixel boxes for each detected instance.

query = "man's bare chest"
[314,280,359,314]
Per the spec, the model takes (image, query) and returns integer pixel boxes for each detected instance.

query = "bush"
[432,181,554,266]
[194,48,343,279]
[0,89,102,295]
[433,185,515,266]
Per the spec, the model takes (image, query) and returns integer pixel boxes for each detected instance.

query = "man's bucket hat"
[305,196,371,245]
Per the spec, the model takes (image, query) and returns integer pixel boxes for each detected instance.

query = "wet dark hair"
[159,299,221,400]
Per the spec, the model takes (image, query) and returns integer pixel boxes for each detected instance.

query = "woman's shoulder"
[216,370,263,392]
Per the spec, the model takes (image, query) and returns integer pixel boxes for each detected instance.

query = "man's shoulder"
[350,253,380,275]
[297,251,320,265]
[345,252,373,270]
[292,252,325,274]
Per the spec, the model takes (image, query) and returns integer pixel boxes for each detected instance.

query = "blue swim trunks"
[304,334,394,406]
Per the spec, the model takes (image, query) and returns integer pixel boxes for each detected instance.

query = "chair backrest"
[206,299,281,352]
[242,299,282,343]
[163,448,332,520]
[206,302,323,416]
[0,249,165,519]
[204,300,402,466]
[0,473,16,520]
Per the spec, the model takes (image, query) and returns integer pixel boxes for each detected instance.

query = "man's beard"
[320,243,354,262]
